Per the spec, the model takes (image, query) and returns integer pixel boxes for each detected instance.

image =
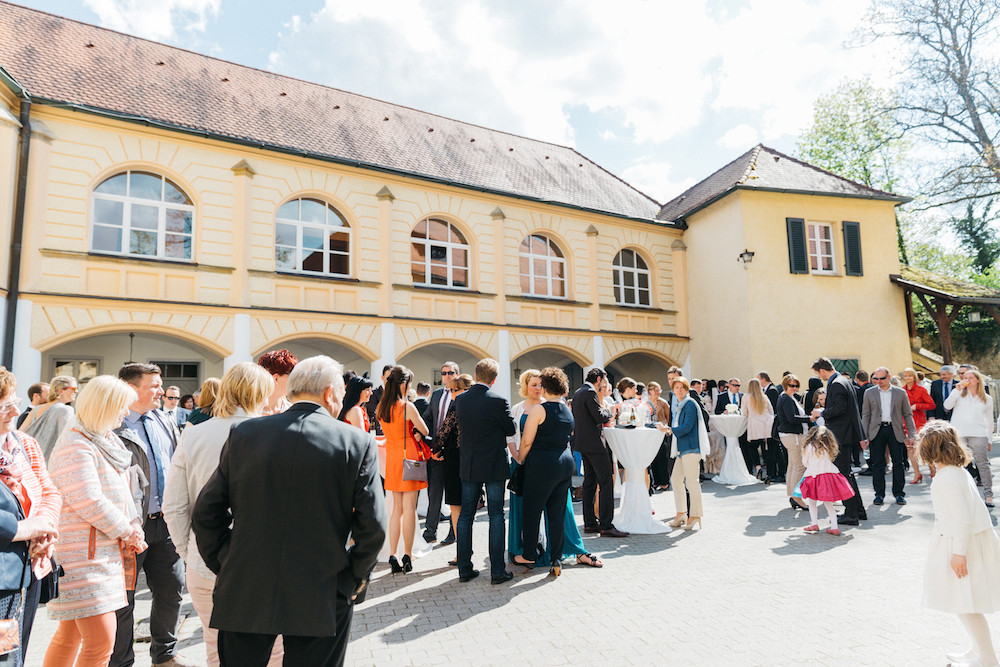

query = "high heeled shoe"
[682,517,701,531]
[402,554,413,573]
[667,514,687,528]
[511,554,535,571]
[910,474,923,484]
[549,563,561,577]
[388,555,403,574]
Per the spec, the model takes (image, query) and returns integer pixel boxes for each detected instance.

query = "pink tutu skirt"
[799,472,854,502]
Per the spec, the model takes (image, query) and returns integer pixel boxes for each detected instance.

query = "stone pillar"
[671,239,689,337]
[21,119,55,294]
[586,225,600,330]
[12,299,40,401]
[376,187,395,317]
[491,207,507,325]
[224,313,252,370]
[586,334,605,374]
[371,321,396,387]
[496,329,511,401]
[230,160,256,307]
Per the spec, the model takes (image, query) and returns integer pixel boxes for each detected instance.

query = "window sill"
[606,302,676,315]
[506,294,591,306]
[41,248,234,273]
[252,269,380,288]
[393,283,496,297]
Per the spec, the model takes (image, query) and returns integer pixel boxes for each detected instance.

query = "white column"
[223,313,252,370]
[681,353,692,380]
[496,329,511,401]
[586,334,605,374]
[371,321,396,387]
[12,299,41,401]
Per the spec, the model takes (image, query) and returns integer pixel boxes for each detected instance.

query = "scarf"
[0,432,28,504]
[76,425,133,473]
[670,396,711,461]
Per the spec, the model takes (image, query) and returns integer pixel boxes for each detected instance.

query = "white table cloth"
[709,414,760,486]
[377,436,432,561]
[603,427,672,534]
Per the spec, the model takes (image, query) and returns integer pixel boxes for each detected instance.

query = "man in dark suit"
[112,363,194,667]
[714,378,743,414]
[852,370,872,471]
[421,362,459,544]
[193,355,386,667]
[572,367,628,538]
[811,357,868,526]
[413,382,431,416]
[758,372,785,482]
[454,358,516,584]
[365,364,393,436]
[860,367,917,506]
[930,365,957,420]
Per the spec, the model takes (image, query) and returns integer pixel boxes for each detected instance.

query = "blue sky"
[21,0,899,203]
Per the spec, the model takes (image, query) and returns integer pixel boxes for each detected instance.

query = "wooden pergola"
[890,265,1000,365]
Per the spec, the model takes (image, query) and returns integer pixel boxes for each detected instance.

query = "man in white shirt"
[860,367,917,506]
[422,362,459,544]
[162,385,190,429]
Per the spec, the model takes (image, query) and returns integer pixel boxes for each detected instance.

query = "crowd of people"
[0,350,995,666]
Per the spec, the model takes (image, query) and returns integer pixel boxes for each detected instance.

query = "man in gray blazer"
[861,367,917,506]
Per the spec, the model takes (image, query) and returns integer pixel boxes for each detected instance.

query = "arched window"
[519,234,566,298]
[612,249,651,306]
[91,171,194,260]
[411,218,469,288]
[275,198,351,276]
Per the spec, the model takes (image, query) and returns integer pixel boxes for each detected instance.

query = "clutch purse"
[507,461,526,496]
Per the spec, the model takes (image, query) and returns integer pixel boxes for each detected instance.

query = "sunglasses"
[873,375,889,381]
[730,383,740,387]
[441,371,457,376]
[789,384,800,388]
[165,396,180,400]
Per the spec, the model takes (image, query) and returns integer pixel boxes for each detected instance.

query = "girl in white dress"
[799,426,854,536]
[919,420,1000,667]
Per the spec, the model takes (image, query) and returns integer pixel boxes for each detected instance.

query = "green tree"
[951,199,1000,273]
[797,78,910,261]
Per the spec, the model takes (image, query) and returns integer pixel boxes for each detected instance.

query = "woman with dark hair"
[377,366,429,574]
[434,373,472,563]
[804,377,824,413]
[178,395,194,412]
[516,367,577,577]
[339,376,374,432]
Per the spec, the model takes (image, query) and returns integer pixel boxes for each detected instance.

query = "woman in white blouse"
[944,369,996,507]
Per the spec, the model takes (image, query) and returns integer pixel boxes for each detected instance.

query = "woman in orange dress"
[376,365,429,574]
[902,367,937,483]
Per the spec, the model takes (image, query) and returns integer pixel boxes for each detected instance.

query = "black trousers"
[739,434,758,474]
[110,515,184,667]
[521,449,574,563]
[649,438,671,487]
[581,448,614,530]
[834,444,865,521]
[869,424,907,499]
[423,457,445,536]
[218,594,352,667]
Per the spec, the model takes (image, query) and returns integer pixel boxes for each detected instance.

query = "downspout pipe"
[3,95,31,368]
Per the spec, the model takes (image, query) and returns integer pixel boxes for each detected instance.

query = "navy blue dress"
[521,402,576,563]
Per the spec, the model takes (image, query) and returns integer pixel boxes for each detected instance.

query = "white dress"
[924,465,1000,612]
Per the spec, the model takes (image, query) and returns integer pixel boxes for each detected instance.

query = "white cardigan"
[944,390,995,439]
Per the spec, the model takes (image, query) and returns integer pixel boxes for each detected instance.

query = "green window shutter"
[785,217,808,274]
[842,221,863,276]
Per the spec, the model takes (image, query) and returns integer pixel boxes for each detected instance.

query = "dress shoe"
[459,569,479,582]
[836,514,860,526]
[491,571,514,585]
[896,496,907,505]
[600,528,629,538]
[583,526,601,534]
[157,657,202,667]
[440,532,456,546]
[422,530,437,543]
[859,468,873,476]
[873,496,884,505]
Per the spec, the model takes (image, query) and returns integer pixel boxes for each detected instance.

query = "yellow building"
[661,145,913,382]
[0,3,691,399]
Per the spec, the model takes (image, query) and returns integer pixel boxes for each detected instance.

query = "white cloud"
[84,0,220,42]
[718,124,759,150]
[621,160,697,203]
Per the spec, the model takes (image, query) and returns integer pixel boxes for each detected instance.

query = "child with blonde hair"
[799,426,855,536]
[919,420,1000,667]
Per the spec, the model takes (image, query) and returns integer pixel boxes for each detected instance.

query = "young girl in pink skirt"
[799,426,855,536]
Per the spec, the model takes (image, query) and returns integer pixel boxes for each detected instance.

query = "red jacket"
[904,383,936,434]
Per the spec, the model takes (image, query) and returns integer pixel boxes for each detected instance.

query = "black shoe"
[459,569,479,583]
[440,532,456,546]
[491,571,514,585]
[422,530,437,544]
[388,555,403,574]
[859,512,868,520]
[789,497,806,511]
[859,468,873,476]
[836,515,860,526]
[583,526,600,534]
[896,496,907,506]
[773,475,785,484]
[402,554,413,573]
[873,496,884,505]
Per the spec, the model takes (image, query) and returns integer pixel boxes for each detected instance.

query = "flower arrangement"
[724,403,740,415]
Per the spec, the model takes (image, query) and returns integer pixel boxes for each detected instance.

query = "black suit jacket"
[854,382,872,410]
[413,397,429,418]
[455,384,515,483]
[571,384,612,455]
[930,379,957,420]
[822,373,865,450]
[422,387,450,440]
[714,392,744,415]
[763,384,780,438]
[192,402,386,637]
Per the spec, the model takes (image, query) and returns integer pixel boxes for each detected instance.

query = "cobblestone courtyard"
[28,457,993,666]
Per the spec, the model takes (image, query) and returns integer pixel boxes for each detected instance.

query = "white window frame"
[410,219,470,289]
[519,234,567,299]
[91,171,195,261]
[807,222,837,275]
[612,248,652,307]
[274,198,352,277]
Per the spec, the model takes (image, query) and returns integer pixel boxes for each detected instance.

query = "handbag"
[507,461,526,495]
[37,558,62,604]
[401,415,428,483]
[0,547,29,656]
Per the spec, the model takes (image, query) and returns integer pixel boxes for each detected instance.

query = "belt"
[147,511,163,520]
[880,422,892,427]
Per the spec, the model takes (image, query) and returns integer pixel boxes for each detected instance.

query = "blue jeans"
[457,480,507,579]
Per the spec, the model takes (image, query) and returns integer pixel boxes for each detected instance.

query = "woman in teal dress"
[508,370,601,568]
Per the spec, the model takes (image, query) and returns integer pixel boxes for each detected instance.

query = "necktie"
[943,382,951,401]
[436,392,450,433]
[140,414,166,506]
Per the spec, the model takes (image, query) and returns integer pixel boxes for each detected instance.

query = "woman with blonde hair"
[658,377,708,531]
[776,374,811,510]
[184,377,220,427]
[163,362,277,667]
[44,376,146,667]
[434,373,472,563]
[901,367,936,484]
[742,378,775,483]
[23,375,78,460]
[507,369,542,566]
[945,369,996,507]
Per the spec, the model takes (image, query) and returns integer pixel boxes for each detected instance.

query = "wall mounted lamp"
[738,249,755,266]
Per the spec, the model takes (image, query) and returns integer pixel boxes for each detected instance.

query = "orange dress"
[383,401,427,493]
